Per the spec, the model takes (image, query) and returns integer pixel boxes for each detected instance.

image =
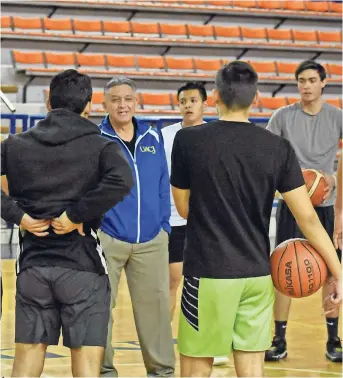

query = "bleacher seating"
[1,0,341,120]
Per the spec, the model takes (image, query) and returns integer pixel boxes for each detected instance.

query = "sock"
[326,317,339,341]
[275,321,287,340]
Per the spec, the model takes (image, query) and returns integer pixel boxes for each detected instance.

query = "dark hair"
[177,82,207,102]
[215,61,258,110]
[295,60,326,81]
[49,69,92,114]
[104,76,136,94]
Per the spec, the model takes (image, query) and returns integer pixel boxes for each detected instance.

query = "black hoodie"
[1,109,134,274]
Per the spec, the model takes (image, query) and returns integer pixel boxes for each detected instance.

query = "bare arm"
[171,187,190,219]
[282,185,341,280]
[333,153,342,249]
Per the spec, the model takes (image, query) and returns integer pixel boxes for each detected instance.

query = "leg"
[98,231,131,376]
[169,262,183,320]
[233,275,274,376]
[168,225,187,321]
[317,206,342,362]
[266,200,299,361]
[71,346,104,377]
[233,351,264,377]
[12,343,47,377]
[180,354,213,377]
[125,230,175,376]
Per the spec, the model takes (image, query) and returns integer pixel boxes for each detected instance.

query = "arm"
[65,142,134,224]
[1,139,50,236]
[170,130,190,219]
[1,139,25,225]
[282,186,341,281]
[159,137,171,233]
[333,153,342,249]
[171,187,190,219]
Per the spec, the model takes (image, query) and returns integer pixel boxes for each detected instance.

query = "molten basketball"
[302,169,327,206]
[270,239,328,298]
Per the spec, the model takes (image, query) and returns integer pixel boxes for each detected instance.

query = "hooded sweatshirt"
[1,109,134,275]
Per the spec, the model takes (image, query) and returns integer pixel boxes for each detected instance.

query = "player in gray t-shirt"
[265,61,342,363]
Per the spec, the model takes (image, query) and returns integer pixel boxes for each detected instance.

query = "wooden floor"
[1,258,342,377]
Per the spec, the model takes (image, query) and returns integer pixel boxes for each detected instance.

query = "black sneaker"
[326,337,342,362]
[265,336,287,361]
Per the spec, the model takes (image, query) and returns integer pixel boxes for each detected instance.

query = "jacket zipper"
[101,128,151,243]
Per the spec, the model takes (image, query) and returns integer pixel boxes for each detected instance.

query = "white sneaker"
[213,356,229,366]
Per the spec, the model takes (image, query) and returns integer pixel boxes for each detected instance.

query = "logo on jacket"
[140,146,156,154]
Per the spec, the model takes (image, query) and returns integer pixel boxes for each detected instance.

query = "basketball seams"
[301,241,322,289]
[293,240,303,297]
[276,244,289,292]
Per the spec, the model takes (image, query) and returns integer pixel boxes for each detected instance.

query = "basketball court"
[1,255,342,377]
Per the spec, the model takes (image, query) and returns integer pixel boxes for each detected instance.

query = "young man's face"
[178,89,206,126]
[103,84,136,125]
[297,69,325,103]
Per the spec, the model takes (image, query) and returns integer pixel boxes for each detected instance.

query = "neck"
[300,97,323,115]
[109,115,134,134]
[182,118,205,128]
[218,106,250,123]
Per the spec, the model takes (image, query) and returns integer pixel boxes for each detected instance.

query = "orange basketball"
[270,239,328,298]
[302,169,327,206]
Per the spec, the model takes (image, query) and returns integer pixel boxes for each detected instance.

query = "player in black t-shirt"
[170,61,342,377]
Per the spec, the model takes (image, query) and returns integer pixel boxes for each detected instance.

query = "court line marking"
[2,361,342,376]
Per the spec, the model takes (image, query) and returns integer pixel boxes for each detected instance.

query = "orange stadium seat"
[231,0,258,8]
[207,0,232,6]
[328,63,343,76]
[283,0,306,11]
[106,55,137,70]
[160,23,188,38]
[1,16,12,29]
[43,18,73,33]
[257,0,284,10]
[267,28,292,42]
[73,19,102,33]
[187,24,215,39]
[136,55,166,70]
[165,57,195,72]
[306,1,329,12]
[292,30,318,43]
[287,97,300,105]
[12,50,45,67]
[259,97,288,110]
[45,51,76,67]
[76,53,106,67]
[330,1,343,13]
[249,61,277,75]
[92,91,105,105]
[13,16,43,30]
[103,20,131,35]
[194,58,222,72]
[131,22,160,37]
[214,25,241,39]
[241,27,267,41]
[139,92,174,110]
[182,0,208,5]
[326,98,342,108]
[276,61,298,76]
[317,30,341,43]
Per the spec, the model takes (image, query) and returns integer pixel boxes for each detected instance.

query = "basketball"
[270,238,328,298]
[302,169,327,206]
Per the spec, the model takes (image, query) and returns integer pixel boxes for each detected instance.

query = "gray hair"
[104,76,136,94]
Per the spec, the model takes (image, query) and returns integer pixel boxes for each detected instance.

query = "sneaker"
[213,356,229,366]
[326,337,342,362]
[265,336,287,361]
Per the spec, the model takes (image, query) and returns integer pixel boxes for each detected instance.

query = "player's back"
[172,120,303,279]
